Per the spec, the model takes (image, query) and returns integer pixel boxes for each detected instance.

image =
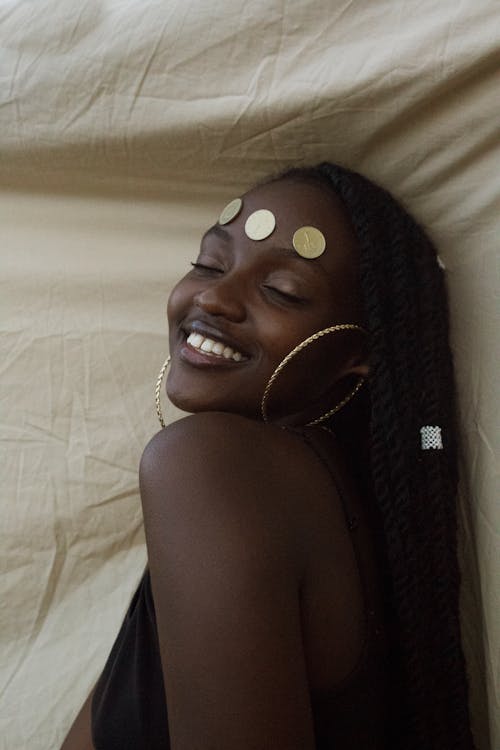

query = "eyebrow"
[201,225,327,277]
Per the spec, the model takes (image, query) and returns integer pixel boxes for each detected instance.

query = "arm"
[60,685,95,750]
[140,413,316,750]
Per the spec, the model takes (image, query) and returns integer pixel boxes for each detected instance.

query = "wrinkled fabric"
[0,1,497,748]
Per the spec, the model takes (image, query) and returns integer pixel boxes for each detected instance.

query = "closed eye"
[262,285,306,304]
[190,261,224,274]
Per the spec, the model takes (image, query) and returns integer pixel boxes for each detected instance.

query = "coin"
[219,198,242,225]
[244,209,276,241]
[292,226,326,258]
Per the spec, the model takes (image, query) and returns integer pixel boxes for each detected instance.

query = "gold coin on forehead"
[244,209,276,241]
[292,226,326,259]
[219,198,243,225]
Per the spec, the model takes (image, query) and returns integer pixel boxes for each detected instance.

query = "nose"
[193,275,246,322]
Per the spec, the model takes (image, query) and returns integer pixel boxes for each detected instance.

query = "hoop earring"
[260,324,367,426]
[155,355,171,428]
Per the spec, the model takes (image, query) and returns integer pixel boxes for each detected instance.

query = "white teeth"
[200,338,214,352]
[188,332,204,348]
[187,332,245,362]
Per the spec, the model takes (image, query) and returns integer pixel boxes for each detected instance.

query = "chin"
[166,384,258,421]
[165,384,203,414]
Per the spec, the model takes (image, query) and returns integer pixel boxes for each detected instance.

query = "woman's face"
[166,178,368,422]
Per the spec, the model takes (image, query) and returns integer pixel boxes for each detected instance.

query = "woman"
[61,163,475,749]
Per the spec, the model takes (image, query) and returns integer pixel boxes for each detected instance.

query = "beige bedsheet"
[0,2,497,748]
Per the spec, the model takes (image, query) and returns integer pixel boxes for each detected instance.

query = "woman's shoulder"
[140,411,320,481]
[139,414,382,703]
[143,410,297,445]
[139,414,345,584]
[138,416,354,750]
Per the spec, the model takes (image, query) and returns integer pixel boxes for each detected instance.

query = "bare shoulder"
[139,413,322,748]
[141,411,307,470]
[139,414,371,744]
[139,413,335,585]
[140,411,323,503]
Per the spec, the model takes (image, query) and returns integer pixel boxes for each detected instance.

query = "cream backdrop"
[0,1,497,748]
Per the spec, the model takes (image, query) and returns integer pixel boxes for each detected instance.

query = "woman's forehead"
[234,178,360,276]
[201,179,365,322]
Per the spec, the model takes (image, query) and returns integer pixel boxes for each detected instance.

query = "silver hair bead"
[420,425,443,450]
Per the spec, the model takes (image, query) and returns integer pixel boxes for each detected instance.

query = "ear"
[336,350,369,381]
[346,360,370,379]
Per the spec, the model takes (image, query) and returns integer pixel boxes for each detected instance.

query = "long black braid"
[276,163,475,749]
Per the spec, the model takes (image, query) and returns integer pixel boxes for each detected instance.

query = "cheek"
[260,314,332,368]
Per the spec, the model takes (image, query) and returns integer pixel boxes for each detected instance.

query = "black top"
[92,431,390,749]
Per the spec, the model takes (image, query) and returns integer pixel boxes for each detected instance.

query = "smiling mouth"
[186,332,247,362]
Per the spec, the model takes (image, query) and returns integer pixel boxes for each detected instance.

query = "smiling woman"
[61,162,475,750]
[164,178,367,423]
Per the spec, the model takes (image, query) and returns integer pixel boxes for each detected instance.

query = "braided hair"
[275,163,475,749]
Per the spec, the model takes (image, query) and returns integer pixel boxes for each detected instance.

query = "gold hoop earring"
[155,355,171,428]
[260,324,367,426]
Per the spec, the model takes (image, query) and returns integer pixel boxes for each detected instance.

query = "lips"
[179,318,251,367]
